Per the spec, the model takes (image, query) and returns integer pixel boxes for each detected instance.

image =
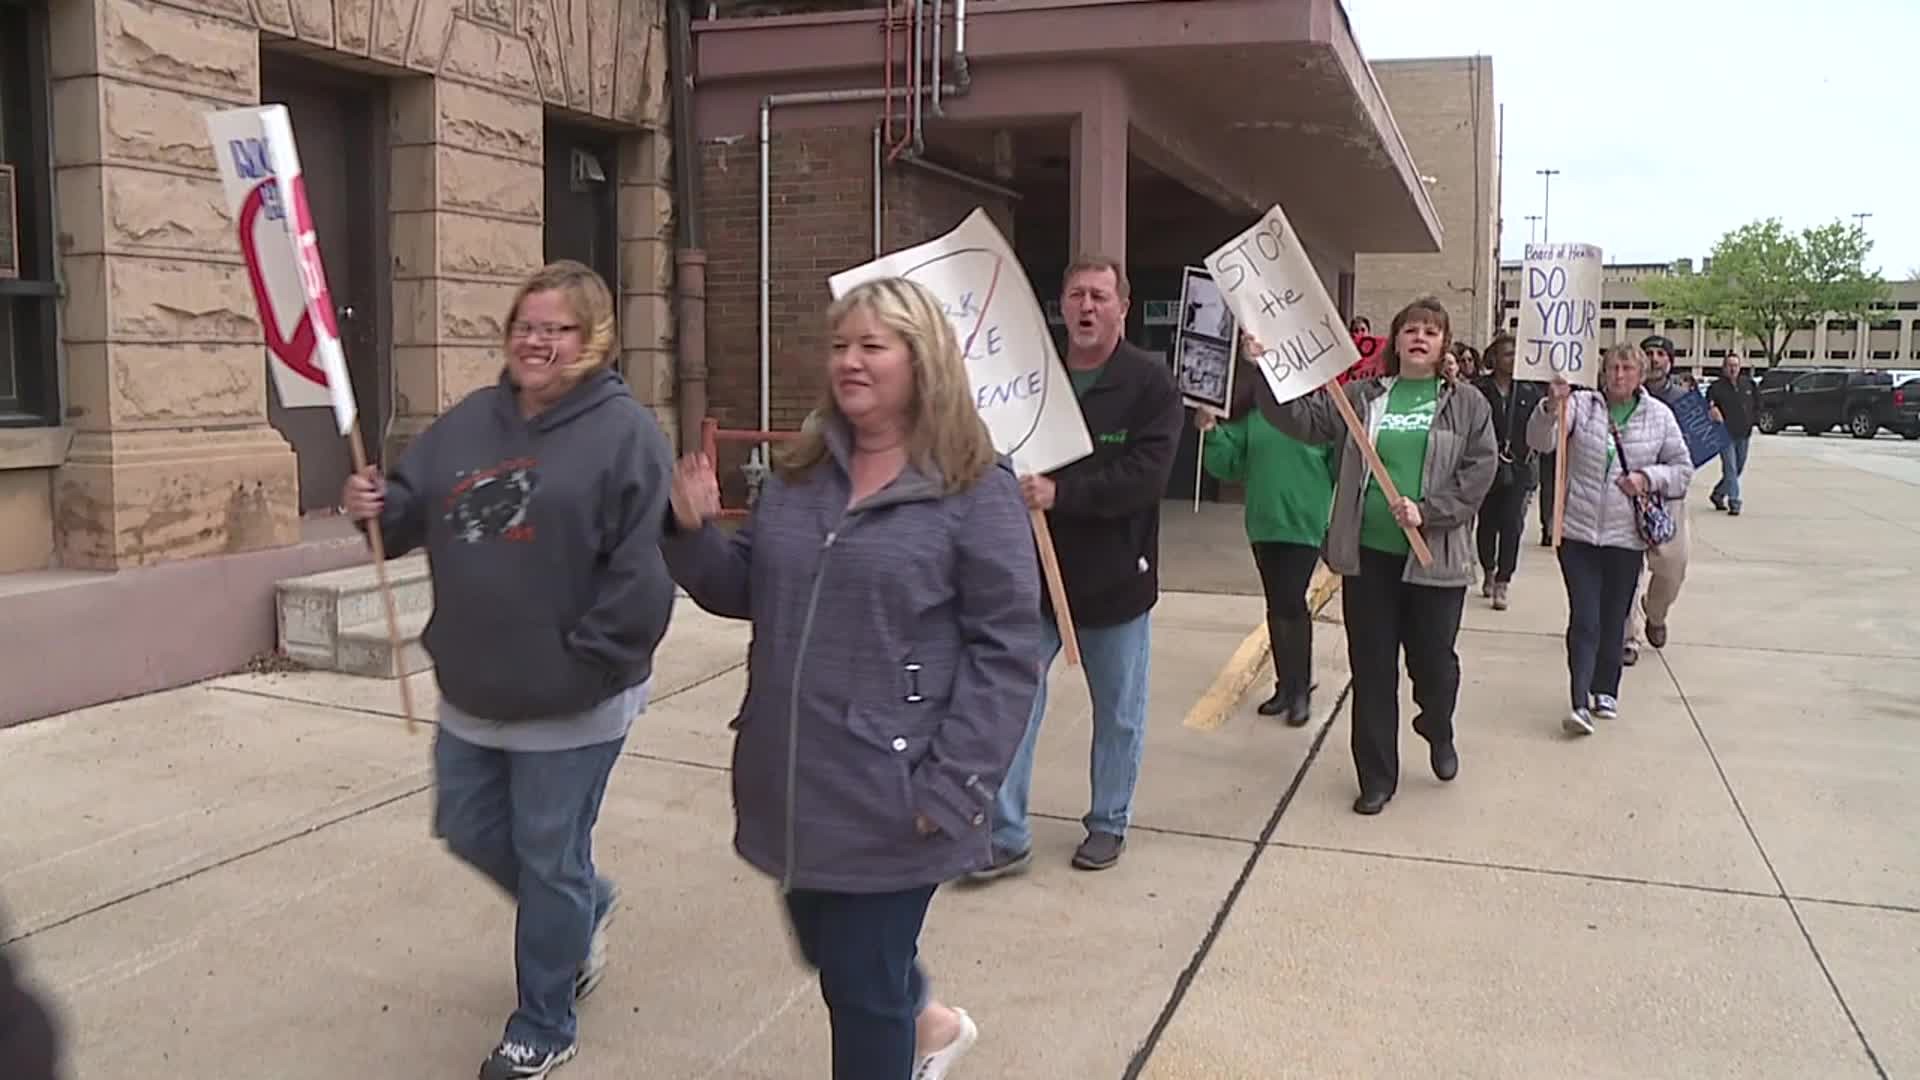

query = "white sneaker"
[1563,708,1595,735]
[1591,694,1619,721]
[915,1008,979,1080]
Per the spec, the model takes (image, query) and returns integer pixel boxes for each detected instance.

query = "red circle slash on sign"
[236,178,330,389]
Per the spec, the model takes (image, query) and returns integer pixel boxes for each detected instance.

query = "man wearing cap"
[1623,334,1692,664]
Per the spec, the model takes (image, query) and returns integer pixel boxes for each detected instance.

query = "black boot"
[1283,688,1312,727]
[1256,687,1288,716]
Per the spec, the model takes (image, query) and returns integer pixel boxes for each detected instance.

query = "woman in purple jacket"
[661,277,1044,1079]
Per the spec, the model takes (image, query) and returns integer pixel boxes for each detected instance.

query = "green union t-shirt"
[1360,377,1440,555]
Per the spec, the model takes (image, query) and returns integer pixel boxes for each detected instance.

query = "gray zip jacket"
[1259,375,1498,588]
[1526,388,1692,551]
[661,419,1043,893]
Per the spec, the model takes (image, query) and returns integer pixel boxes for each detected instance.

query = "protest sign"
[206,104,413,728]
[828,208,1088,663]
[1517,243,1602,388]
[1205,205,1431,566]
[1173,266,1236,416]
[1340,332,1386,386]
[828,208,1092,476]
[1517,242,1602,547]
[1668,389,1731,467]
[206,105,357,436]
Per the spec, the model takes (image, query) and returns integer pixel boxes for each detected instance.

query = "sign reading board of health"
[1516,242,1603,388]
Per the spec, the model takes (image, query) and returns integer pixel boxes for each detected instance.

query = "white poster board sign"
[1173,266,1237,416]
[1203,205,1357,406]
[827,208,1091,474]
[205,105,357,434]
[1517,242,1603,387]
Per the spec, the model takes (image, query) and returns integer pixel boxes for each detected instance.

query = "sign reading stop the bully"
[1517,242,1602,388]
[205,105,357,435]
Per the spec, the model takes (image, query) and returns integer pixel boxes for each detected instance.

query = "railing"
[700,417,803,519]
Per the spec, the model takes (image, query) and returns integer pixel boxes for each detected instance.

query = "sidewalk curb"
[1182,563,1341,732]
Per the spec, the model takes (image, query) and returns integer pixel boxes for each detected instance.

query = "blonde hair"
[503,260,617,382]
[778,277,998,494]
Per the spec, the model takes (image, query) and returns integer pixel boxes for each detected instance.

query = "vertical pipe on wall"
[669,0,707,452]
[931,0,943,115]
[873,122,884,256]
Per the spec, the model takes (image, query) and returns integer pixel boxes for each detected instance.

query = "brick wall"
[700,124,1011,494]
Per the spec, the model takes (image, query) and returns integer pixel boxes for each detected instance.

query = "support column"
[1069,78,1128,266]
[619,128,678,445]
[48,0,300,568]
[386,78,546,456]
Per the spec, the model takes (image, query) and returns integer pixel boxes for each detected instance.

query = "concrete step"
[337,610,433,678]
[277,554,432,674]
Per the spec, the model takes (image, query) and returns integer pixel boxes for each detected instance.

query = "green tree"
[1645,219,1887,365]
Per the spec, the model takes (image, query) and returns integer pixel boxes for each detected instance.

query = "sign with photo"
[1172,266,1237,416]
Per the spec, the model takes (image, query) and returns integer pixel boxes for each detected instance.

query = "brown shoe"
[1071,831,1125,871]
[1647,623,1668,648]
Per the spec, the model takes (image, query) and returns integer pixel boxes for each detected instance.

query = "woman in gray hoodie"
[343,261,676,1080]
[662,277,1043,1080]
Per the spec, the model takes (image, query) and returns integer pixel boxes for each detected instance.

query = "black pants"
[1557,540,1644,709]
[785,885,937,1080]
[1536,451,1556,534]
[1476,479,1528,583]
[1252,541,1320,698]
[1341,547,1467,797]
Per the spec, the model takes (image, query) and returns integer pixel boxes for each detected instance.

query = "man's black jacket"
[1043,340,1183,628]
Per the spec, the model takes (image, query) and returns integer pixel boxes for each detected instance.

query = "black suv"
[1757,369,1920,439]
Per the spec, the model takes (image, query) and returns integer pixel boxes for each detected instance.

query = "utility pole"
[1537,169,1561,243]
[1524,214,1542,244]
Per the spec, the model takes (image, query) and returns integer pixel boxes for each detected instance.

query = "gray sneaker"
[965,846,1032,883]
[1071,831,1125,871]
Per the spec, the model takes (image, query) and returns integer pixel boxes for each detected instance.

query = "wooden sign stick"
[960,255,1081,667]
[346,420,417,733]
[1323,382,1435,568]
[1552,405,1570,549]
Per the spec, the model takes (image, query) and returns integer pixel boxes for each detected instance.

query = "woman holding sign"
[661,277,1042,1080]
[1527,343,1692,736]
[1253,298,1498,816]
[343,261,678,1080]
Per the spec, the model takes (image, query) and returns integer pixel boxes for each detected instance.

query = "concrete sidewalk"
[3,433,1915,1079]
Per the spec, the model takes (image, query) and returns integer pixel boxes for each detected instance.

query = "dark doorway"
[260,57,388,512]
[544,121,618,290]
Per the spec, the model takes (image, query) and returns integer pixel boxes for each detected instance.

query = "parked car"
[1758,366,1821,393]
[1757,369,1920,438]
[1884,375,1920,440]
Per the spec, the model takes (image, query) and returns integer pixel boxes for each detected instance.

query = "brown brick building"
[1353,56,1500,345]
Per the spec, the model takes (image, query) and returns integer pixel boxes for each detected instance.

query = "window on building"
[1,0,58,427]
[1625,318,1653,330]
[1899,301,1919,311]
[1872,350,1895,360]
[1825,319,1851,333]
[1600,317,1617,329]
[1829,350,1852,360]
[1789,349,1810,359]
[1872,319,1901,331]
[1674,348,1690,358]
[543,122,620,295]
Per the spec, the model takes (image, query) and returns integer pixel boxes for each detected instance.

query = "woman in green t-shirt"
[1196,367,1336,726]
[1252,298,1499,816]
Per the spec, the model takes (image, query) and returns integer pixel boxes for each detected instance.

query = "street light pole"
[1524,214,1542,244]
[1537,169,1561,243]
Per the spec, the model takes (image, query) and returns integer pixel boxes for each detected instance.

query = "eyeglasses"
[510,321,581,339]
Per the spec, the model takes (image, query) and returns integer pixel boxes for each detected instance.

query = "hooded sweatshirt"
[375,369,676,723]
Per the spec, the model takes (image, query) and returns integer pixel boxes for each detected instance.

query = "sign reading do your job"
[1518,242,1603,387]
[1204,204,1358,405]
[828,208,1091,475]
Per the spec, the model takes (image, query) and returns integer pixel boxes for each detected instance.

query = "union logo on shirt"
[1377,401,1437,434]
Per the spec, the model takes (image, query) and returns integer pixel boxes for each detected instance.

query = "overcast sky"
[1347,0,1917,279]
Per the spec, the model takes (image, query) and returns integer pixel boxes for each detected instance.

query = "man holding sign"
[978,255,1183,878]
[1217,206,1495,816]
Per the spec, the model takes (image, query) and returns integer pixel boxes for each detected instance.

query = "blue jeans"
[1713,434,1751,508]
[992,611,1152,854]
[433,729,624,1051]
[784,885,937,1080]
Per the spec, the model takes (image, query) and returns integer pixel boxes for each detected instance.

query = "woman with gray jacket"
[1528,343,1692,735]
[661,277,1043,1079]
[1255,297,1498,816]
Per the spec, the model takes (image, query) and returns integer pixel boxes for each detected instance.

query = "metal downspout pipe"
[668,0,707,454]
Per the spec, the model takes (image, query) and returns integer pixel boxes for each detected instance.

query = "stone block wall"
[35,0,671,569]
